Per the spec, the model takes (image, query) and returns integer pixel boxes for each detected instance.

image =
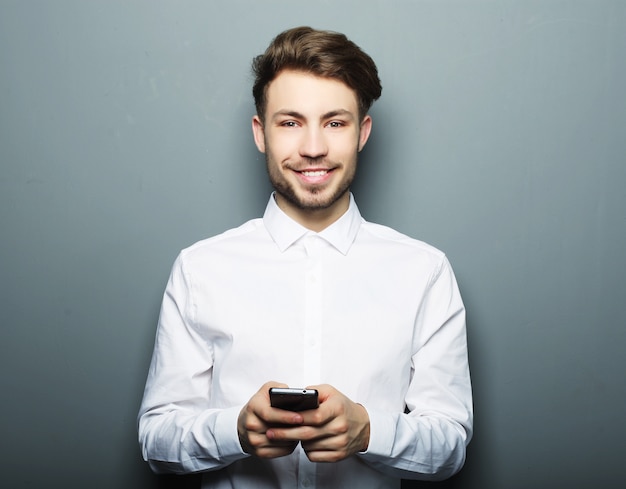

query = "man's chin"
[280,188,349,212]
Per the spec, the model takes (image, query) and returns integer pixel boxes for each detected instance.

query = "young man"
[138,26,473,488]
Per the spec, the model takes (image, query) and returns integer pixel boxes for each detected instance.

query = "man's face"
[252,70,372,228]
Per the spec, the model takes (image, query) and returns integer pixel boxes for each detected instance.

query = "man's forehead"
[265,70,359,114]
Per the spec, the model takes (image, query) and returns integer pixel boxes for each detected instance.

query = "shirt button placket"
[303,236,322,384]
[298,449,315,488]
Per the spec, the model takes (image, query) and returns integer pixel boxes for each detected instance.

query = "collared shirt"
[138,194,473,489]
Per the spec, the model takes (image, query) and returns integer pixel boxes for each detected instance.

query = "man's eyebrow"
[322,109,356,121]
[271,110,305,121]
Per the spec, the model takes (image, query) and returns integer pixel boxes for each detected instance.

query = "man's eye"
[281,121,298,127]
[327,121,344,128]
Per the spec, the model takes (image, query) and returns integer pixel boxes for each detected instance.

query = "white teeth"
[301,170,328,177]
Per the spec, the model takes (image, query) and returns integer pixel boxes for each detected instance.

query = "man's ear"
[358,115,373,152]
[252,115,266,153]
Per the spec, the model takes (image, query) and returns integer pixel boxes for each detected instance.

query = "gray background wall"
[1,1,624,488]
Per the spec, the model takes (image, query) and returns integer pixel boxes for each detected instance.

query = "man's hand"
[266,384,370,463]
[237,382,305,459]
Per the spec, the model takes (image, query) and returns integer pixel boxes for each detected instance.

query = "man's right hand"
[237,382,305,459]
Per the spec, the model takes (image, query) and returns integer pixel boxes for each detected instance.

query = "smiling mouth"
[300,170,329,177]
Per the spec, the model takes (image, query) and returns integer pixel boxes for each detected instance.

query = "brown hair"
[252,26,382,121]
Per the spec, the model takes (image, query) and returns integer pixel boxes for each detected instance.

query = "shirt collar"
[263,192,363,255]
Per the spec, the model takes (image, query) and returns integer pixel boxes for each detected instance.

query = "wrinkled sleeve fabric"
[359,256,473,481]
[137,254,248,474]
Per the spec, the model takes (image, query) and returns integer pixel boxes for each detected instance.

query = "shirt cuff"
[211,405,248,461]
[358,406,395,460]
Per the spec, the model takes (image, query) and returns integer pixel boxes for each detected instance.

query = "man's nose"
[299,126,328,160]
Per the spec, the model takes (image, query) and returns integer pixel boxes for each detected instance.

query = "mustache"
[297,156,328,166]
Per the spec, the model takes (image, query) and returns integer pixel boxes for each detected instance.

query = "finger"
[303,446,349,464]
[306,383,334,403]
[300,431,344,451]
[298,407,331,427]
[302,433,353,463]
[260,406,305,426]
[245,429,299,455]
[267,425,318,442]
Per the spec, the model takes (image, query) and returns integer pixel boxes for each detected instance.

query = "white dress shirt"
[138,193,473,488]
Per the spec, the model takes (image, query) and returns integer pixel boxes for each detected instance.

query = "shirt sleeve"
[358,256,473,481]
[137,254,249,474]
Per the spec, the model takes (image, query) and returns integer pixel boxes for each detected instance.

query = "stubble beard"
[265,154,357,211]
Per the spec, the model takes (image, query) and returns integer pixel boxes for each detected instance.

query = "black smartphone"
[269,387,319,411]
